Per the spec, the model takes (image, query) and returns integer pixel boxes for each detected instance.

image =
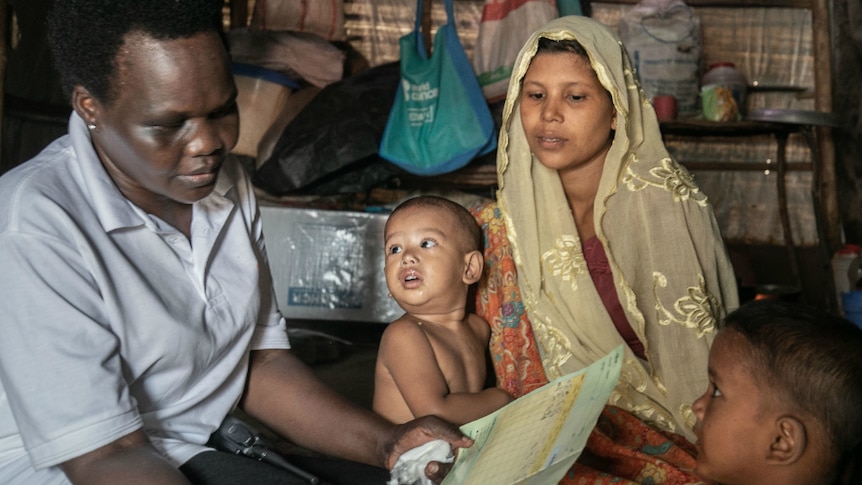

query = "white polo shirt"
[0,113,291,484]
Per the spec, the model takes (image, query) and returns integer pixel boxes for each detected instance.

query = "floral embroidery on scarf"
[533,313,573,380]
[622,156,708,207]
[606,359,678,436]
[679,403,698,431]
[541,235,587,292]
[617,400,677,435]
[651,374,669,395]
[618,357,650,393]
[618,276,646,332]
[653,273,719,337]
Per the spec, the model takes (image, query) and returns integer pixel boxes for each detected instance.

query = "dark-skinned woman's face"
[83,30,239,211]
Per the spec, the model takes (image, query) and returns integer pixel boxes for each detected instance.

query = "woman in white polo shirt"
[0,1,470,484]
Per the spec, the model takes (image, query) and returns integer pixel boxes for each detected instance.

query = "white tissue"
[387,439,454,485]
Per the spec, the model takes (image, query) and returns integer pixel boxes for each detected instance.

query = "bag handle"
[413,0,457,58]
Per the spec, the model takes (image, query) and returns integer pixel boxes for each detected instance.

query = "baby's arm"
[375,320,512,425]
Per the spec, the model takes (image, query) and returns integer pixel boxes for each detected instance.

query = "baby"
[692,299,862,485]
[373,195,512,425]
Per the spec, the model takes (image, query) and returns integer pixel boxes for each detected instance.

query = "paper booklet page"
[443,346,623,485]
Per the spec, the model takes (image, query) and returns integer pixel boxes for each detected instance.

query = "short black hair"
[722,300,862,476]
[386,195,482,253]
[47,0,224,104]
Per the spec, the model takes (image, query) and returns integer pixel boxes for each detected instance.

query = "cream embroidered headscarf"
[496,15,739,439]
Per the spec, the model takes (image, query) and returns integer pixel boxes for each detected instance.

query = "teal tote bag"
[379,0,497,176]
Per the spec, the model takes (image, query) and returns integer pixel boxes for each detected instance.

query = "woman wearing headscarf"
[473,15,739,483]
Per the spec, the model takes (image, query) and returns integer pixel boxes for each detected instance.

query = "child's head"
[518,36,616,174]
[383,196,483,315]
[692,300,862,485]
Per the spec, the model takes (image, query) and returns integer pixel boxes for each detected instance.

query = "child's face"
[518,50,616,176]
[691,330,777,484]
[383,206,473,315]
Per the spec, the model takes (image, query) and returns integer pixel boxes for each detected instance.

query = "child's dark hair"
[47,0,225,104]
[722,300,862,484]
[387,196,481,253]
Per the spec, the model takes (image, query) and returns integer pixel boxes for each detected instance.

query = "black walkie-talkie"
[209,415,320,485]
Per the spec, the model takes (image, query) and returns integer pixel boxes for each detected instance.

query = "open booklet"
[442,346,623,485]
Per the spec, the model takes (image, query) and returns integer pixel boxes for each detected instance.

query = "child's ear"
[767,415,807,466]
[463,250,484,285]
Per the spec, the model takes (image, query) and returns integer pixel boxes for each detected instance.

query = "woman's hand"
[384,415,474,482]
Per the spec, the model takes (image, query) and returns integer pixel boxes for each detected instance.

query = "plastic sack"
[227,29,345,89]
[379,0,497,176]
[253,62,403,195]
[471,0,559,102]
[618,0,702,117]
[250,0,345,41]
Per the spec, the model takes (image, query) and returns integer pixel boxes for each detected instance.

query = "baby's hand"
[489,386,515,407]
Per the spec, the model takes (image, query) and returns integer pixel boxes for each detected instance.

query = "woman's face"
[83,30,239,212]
[518,50,616,176]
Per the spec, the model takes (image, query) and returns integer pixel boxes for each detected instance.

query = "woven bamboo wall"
[226,0,827,247]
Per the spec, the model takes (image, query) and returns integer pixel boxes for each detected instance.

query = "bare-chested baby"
[372,196,512,425]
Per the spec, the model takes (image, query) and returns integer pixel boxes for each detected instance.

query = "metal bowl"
[753,283,801,302]
[745,108,838,127]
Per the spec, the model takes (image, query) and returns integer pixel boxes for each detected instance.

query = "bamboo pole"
[811,0,840,252]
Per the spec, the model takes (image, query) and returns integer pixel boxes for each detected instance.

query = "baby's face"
[691,330,776,485]
[383,206,470,315]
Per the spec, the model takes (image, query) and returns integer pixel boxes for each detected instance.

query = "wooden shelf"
[659,119,798,137]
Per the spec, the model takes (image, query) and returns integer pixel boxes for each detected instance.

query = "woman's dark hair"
[529,37,612,104]
[47,0,225,103]
[722,300,862,484]
[536,36,589,58]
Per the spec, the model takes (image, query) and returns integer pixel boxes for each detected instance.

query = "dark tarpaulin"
[253,62,404,196]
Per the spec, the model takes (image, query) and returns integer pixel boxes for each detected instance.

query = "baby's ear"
[463,250,484,285]
[767,415,807,466]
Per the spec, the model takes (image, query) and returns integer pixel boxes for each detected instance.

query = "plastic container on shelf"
[842,291,862,329]
[701,62,748,120]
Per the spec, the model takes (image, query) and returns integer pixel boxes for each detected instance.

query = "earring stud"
[87,123,96,130]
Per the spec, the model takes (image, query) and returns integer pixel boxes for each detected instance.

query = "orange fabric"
[472,202,709,485]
